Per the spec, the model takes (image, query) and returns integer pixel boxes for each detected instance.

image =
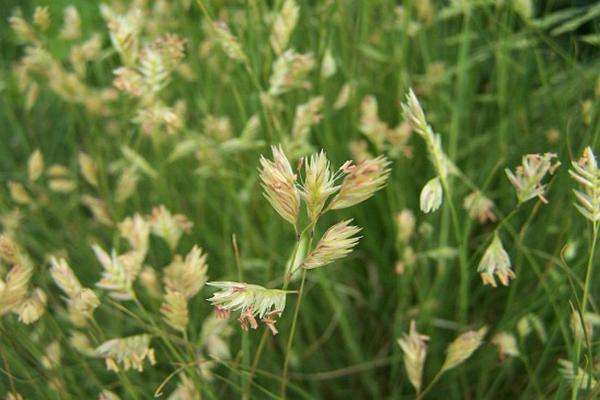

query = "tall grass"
[0,0,599,399]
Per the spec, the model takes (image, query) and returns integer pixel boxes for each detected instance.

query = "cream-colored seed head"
[569,147,600,222]
[491,331,520,359]
[270,0,299,55]
[161,290,189,332]
[302,220,361,269]
[441,326,488,372]
[301,151,338,225]
[28,149,44,182]
[420,177,443,213]
[397,320,429,393]
[477,234,515,288]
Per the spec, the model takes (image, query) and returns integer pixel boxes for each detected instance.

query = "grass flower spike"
[477,234,515,287]
[259,145,300,228]
[327,156,390,210]
[420,177,443,213]
[569,147,600,222]
[558,359,597,391]
[463,191,496,223]
[302,220,361,269]
[505,153,560,203]
[163,245,208,299]
[160,290,189,332]
[300,151,338,225]
[397,320,429,393]
[441,326,488,372]
[96,334,156,372]
[207,282,288,334]
[491,332,520,359]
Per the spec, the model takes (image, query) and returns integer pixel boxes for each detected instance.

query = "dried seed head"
[477,234,515,288]
[8,181,32,205]
[270,0,300,54]
[33,7,51,31]
[161,290,189,332]
[212,21,247,63]
[60,6,81,40]
[396,209,416,244]
[570,310,600,343]
[17,287,46,324]
[491,332,520,359]
[328,156,390,210]
[50,257,82,298]
[441,326,488,372]
[150,205,193,251]
[119,214,150,255]
[163,246,208,299]
[558,359,597,391]
[259,145,300,227]
[96,334,156,372]
[207,281,288,333]
[0,263,33,315]
[93,245,141,301]
[269,50,315,96]
[28,149,44,182]
[463,191,496,223]
[302,220,361,269]
[505,153,560,204]
[300,151,338,225]
[419,177,443,214]
[397,320,429,393]
[517,313,547,343]
[78,152,99,187]
[569,147,600,222]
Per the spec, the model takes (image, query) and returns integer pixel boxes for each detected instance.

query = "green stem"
[280,268,307,399]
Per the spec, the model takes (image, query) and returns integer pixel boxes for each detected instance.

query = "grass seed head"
[161,290,189,332]
[96,334,156,372]
[441,326,488,372]
[270,0,300,55]
[397,320,429,393]
[163,246,208,299]
[491,331,520,359]
[300,151,338,225]
[505,153,560,204]
[420,176,443,213]
[477,234,515,288]
[569,147,600,222]
[302,220,361,269]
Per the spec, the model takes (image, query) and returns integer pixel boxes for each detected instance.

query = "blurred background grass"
[0,0,599,399]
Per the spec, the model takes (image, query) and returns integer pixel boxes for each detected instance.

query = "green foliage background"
[0,0,599,399]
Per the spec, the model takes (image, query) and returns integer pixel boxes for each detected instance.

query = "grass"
[0,0,599,399]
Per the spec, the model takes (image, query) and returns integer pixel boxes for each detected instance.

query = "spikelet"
[440,326,488,372]
[81,195,112,226]
[0,263,33,315]
[9,12,38,44]
[397,320,429,393]
[505,153,560,204]
[96,334,156,372]
[517,313,547,343]
[401,89,453,178]
[270,0,300,54]
[33,7,50,31]
[321,48,337,79]
[200,313,232,360]
[420,177,443,213]
[16,287,46,324]
[359,96,388,151]
[163,246,208,299]
[161,290,189,332]
[207,282,288,333]
[93,245,141,300]
[259,145,300,227]
[150,205,193,251]
[300,151,338,225]
[463,191,496,223]
[291,96,324,150]
[396,209,416,244]
[569,147,600,222]
[50,257,83,298]
[60,6,81,40]
[334,82,354,110]
[8,181,32,205]
[28,149,44,182]
[268,50,315,96]
[119,214,150,255]
[212,21,247,63]
[98,390,121,400]
[167,375,199,400]
[558,359,597,391]
[327,156,390,210]
[41,341,61,370]
[302,220,361,269]
[115,167,140,203]
[78,152,99,187]
[491,332,520,359]
[477,234,515,287]
[69,331,96,357]
[100,5,141,66]
[570,310,600,343]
